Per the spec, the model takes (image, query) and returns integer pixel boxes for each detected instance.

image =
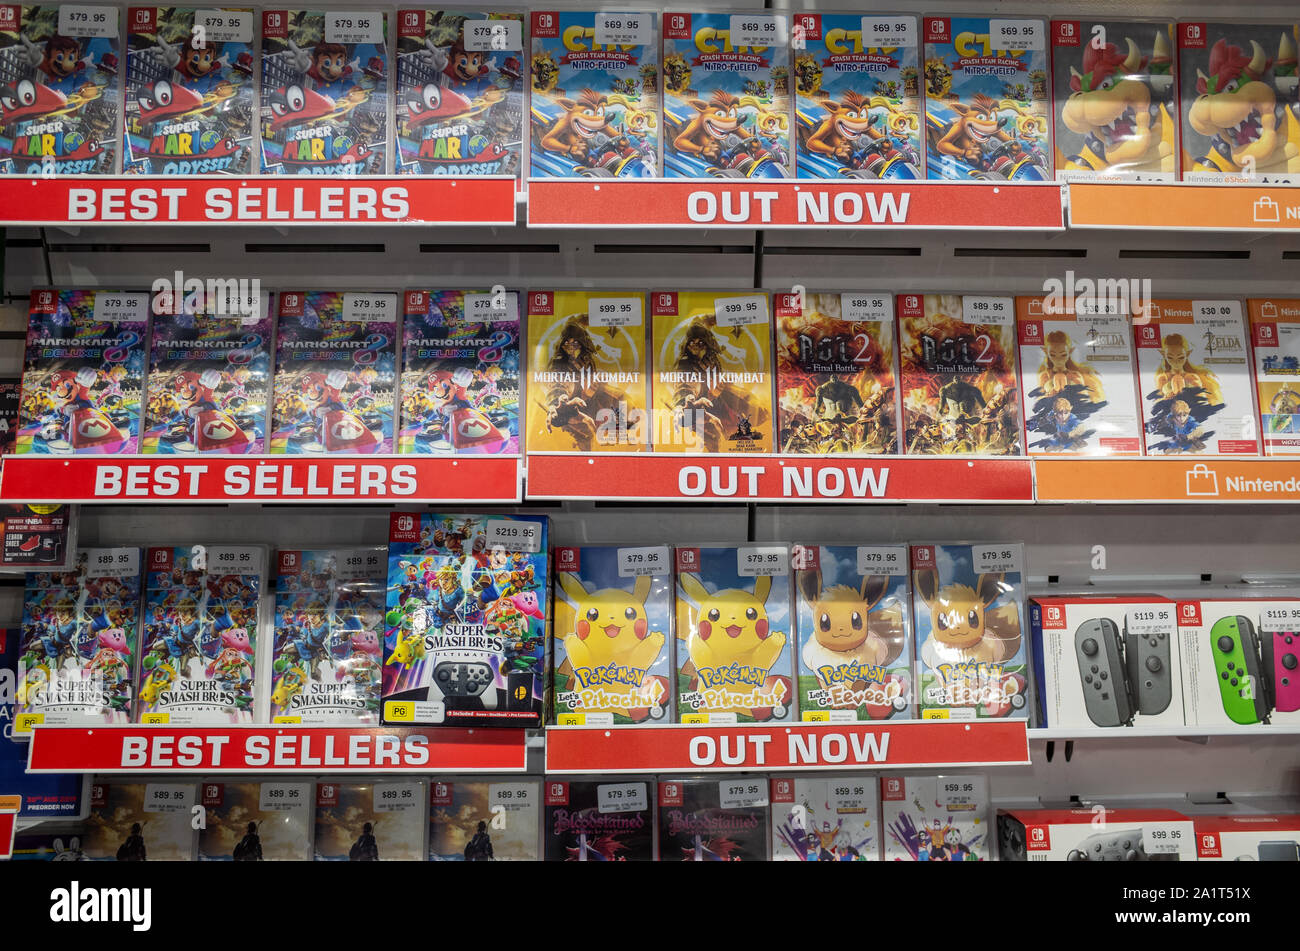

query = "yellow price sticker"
[801,711,830,722]
[922,709,950,720]
[556,713,585,726]
[14,713,43,733]
[681,713,709,724]
[385,701,414,722]
[273,715,302,724]
[141,712,169,725]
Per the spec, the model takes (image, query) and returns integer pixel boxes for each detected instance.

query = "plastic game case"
[429,778,540,860]
[82,781,198,860]
[544,780,655,861]
[199,780,313,860]
[658,778,769,861]
[313,780,427,861]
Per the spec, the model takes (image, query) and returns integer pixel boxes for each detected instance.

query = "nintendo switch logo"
[0,7,17,30]
[202,783,223,806]
[664,14,689,40]
[897,294,924,319]
[263,10,287,38]
[658,782,683,806]
[1180,23,1206,49]
[1019,320,1044,346]
[1042,604,1067,630]
[529,291,553,315]
[1197,832,1222,858]
[1135,324,1162,348]
[795,14,820,42]
[770,778,795,803]
[880,777,905,801]
[924,18,949,44]
[652,292,679,316]
[131,7,154,32]
[405,291,426,312]
[1054,21,1080,46]
[430,782,453,806]
[790,544,818,570]
[555,547,579,572]
[1176,601,1202,627]
[398,10,423,37]
[279,292,304,318]
[390,513,420,543]
[910,545,934,569]
[675,547,700,573]
[316,783,337,806]
[278,550,299,572]
[32,289,56,313]
[398,516,413,531]
[531,12,558,38]
[774,293,802,317]
[1254,322,1278,348]
[545,781,569,805]
[1026,825,1051,850]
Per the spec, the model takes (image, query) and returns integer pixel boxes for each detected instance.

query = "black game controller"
[1066,830,1149,861]
[428,661,498,709]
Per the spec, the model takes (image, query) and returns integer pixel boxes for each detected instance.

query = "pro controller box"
[1193,814,1300,861]
[998,807,1196,861]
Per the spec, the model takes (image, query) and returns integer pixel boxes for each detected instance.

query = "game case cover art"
[124,6,256,175]
[0,4,120,175]
[674,545,794,724]
[529,10,658,178]
[792,544,911,722]
[384,512,548,728]
[138,545,264,725]
[270,291,396,453]
[910,544,1028,720]
[430,779,540,860]
[1178,22,1300,183]
[544,780,655,861]
[775,291,900,454]
[199,781,313,860]
[922,16,1051,181]
[552,545,673,725]
[526,290,647,452]
[17,288,146,455]
[400,289,519,455]
[9,825,90,860]
[271,547,384,724]
[792,12,923,179]
[658,778,769,860]
[1249,298,1300,455]
[882,774,988,860]
[1134,299,1259,455]
[1016,295,1143,455]
[662,10,791,178]
[83,781,197,860]
[0,378,20,454]
[771,776,881,860]
[260,8,389,174]
[396,10,523,177]
[314,780,426,861]
[1051,19,1177,181]
[898,293,1022,455]
[141,294,271,454]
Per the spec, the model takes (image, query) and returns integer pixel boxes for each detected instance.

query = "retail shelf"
[1034,457,1300,504]
[1030,725,1300,741]
[544,720,1030,774]
[24,725,529,774]
[1067,182,1300,232]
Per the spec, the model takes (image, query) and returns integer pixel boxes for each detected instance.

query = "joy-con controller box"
[1193,814,1300,861]
[998,807,1196,861]
[1029,596,1185,729]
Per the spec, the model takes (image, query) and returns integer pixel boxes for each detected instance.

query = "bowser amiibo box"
[998,807,1195,860]
[1248,298,1300,456]
[792,544,912,722]
[674,544,795,724]
[314,780,427,860]
[882,774,989,860]
[658,777,769,860]
[199,781,314,860]
[771,776,882,860]
[544,779,655,861]
[84,781,198,860]
[552,544,674,725]
[430,779,540,860]
[1193,814,1300,861]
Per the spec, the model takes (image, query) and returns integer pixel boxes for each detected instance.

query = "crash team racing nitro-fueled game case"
[199,780,314,860]
[529,9,659,178]
[774,290,901,455]
[396,9,524,178]
[771,776,882,860]
[658,778,770,861]
[662,10,791,179]
[429,779,540,860]
[897,293,1022,455]
[0,3,121,175]
[17,289,146,455]
[1249,298,1300,456]
[792,12,924,180]
[124,6,256,175]
[400,289,520,455]
[270,290,397,454]
[260,8,389,174]
[922,15,1052,182]
[544,780,655,861]
[384,512,548,728]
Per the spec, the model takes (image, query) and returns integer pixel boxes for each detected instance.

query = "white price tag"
[856,545,906,576]
[326,11,383,45]
[588,296,643,328]
[728,14,786,48]
[489,782,535,811]
[343,293,397,323]
[85,547,140,579]
[594,12,649,47]
[988,19,1043,51]
[373,782,420,813]
[737,546,787,577]
[1141,823,1184,855]
[259,782,309,812]
[485,519,541,553]
[207,546,264,576]
[840,292,892,324]
[719,779,768,809]
[1260,606,1300,633]
[597,782,647,814]
[144,783,192,814]
[339,549,384,581]
[1126,607,1173,638]
[463,292,518,323]
[1074,296,1127,318]
[463,18,521,52]
[195,9,253,44]
[973,545,1021,575]
[59,5,118,38]
[715,295,768,327]
[939,775,987,810]
[860,16,915,49]
[1193,300,1243,323]
[962,296,1014,326]
[93,291,147,324]
[831,780,871,812]
[618,545,670,578]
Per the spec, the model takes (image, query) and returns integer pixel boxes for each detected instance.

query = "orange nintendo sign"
[1069,183,1300,231]
[1035,458,1300,502]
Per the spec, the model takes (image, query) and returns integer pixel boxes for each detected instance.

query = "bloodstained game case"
[658,778,769,860]
[544,779,655,861]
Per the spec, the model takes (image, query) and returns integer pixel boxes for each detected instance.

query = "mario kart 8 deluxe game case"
[674,544,794,725]
[271,547,384,725]
[430,779,540,860]
[141,291,272,454]
[774,290,900,455]
[1133,299,1260,455]
[922,15,1052,182]
[897,293,1022,456]
[792,544,912,722]
[15,548,141,730]
[270,290,397,454]
[314,780,427,861]
[552,544,674,725]
[259,8,389,174]
[0,378,19,454]
[1016,294,1143,456]
[1177,21,1300,184]
[1249,298,1300,456]
[910,543,1030,721]
[137,544,267,725]
[83,781,199,860]
[658,778,769,860]
[770,776,882,860]
[544,779,655,861]
[400,289,520,455]
[199,780,314,860]
[526,289,647,453]
[396,10,524,177]
[384,512,548,728]
[529,9,659,179]
[0,4,120,175]
[16,288,146,455]
[124,6,256,175]
[792,12,923,180]
[1050,18,1177,181]
[882,774,989,860]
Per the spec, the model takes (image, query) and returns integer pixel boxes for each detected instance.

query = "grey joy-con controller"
[1076,619,1134,727]
[1124,620,1172,715]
